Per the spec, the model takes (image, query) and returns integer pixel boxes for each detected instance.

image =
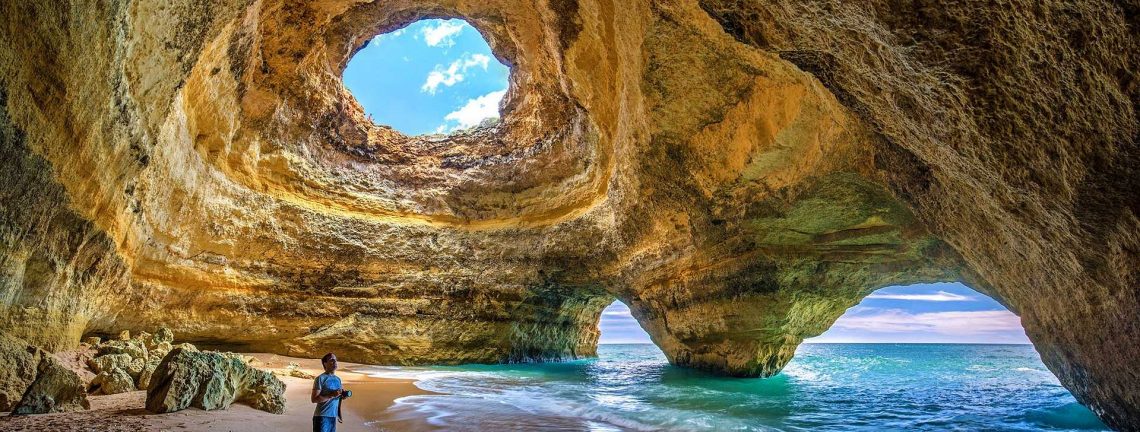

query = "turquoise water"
[365,344,1108,431]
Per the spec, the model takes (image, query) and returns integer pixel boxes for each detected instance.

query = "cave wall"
[0,0,1136,429]
[0,90,130,352]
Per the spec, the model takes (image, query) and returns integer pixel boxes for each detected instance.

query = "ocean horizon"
[364,343,1108,431]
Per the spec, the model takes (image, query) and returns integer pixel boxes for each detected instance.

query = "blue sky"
[343,19,510,135]
[598,282,1030,345]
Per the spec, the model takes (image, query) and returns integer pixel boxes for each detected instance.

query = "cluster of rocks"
[85,328,175,395]
[1,328,285,416]
[0,334,89,415]
[84,328,286,414]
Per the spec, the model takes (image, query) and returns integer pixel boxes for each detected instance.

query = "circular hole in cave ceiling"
[342,18,510,136]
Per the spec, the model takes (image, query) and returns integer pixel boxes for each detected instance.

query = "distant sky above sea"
[599,282,1031,344]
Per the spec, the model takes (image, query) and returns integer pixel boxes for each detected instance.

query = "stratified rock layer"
[0,0,1135,429]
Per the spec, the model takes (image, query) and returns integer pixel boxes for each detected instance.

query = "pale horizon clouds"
[421,20,464,47]
[802,283,1031,344]
[598,301,652,344]
[421,53,492,94]
[829,308,1023,335]
[865,290,974,302]
[594,284,1029,345]
[440,89,506,131]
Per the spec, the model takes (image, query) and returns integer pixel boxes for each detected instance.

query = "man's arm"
[312,378,335,404]
[311,387,343,403]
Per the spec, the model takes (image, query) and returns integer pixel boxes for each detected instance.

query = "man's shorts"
[313,416,336,432]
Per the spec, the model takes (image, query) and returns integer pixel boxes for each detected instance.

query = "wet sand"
[0,353,434,432]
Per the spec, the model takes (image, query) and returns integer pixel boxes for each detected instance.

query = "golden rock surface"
[0,0,1136,428]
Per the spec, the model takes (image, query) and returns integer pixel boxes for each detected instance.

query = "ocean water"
[364,344,1108,431]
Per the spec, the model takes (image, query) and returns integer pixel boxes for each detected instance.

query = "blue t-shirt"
[313,372,342,417]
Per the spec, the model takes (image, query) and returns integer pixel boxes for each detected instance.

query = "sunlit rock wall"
[0,0,1135,428]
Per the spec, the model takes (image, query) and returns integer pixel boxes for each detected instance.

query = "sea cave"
[0,0,1137,430]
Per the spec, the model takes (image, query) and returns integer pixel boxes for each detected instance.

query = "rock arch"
[0,0,1135,429]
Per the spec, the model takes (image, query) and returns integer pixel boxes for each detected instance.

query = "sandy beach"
[0,353,434,432]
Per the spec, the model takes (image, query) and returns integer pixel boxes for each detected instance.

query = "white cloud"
[421,21,464,47]
[829,309,1023,335]
[421,53,493,94]
[441,90,506,130]
[422,68,462,94]
[466,54,491,70]
[865,290,974,302]
[372,28,407,43]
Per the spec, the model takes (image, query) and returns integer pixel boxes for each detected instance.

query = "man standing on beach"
[311,353,344,432]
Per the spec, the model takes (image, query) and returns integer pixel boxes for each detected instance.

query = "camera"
[340,389,352,399]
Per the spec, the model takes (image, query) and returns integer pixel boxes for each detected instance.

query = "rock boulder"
[89,367,136,395]
[0,334,39,412]
[96,338,149,363]
[11,353,90,414]
[145,347,285,414]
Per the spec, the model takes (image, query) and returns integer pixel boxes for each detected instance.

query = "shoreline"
[0,352,436,432]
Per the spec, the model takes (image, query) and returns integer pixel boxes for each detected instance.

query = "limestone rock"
[154,328,174,345]
[0,335,42,411]
[82,328,179,392]
[89,367,136,395]
[146,328,175,358]
[282,362,315,380]
[96,339,149,363]
[137,358,161,391]
[146,347,285,414]
[87,353,131,374]
[11,353,90,414]
[149,342,172,359]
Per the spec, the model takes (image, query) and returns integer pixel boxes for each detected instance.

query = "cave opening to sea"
[369,285,1109,431]
[786,282,1109,430]
[806,282,1030,344]
[342,18,510,136]
[597,300,656,347]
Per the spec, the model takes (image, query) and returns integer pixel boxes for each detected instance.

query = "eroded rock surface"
[145,346,286,414]
[12,353,90,414]
[0,0,1135,429]
[0,334,90,414]
[0,334,43,411]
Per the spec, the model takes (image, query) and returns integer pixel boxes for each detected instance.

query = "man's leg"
[313,416,336,432]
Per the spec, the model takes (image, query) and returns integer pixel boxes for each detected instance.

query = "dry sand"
[0,353,435,432]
